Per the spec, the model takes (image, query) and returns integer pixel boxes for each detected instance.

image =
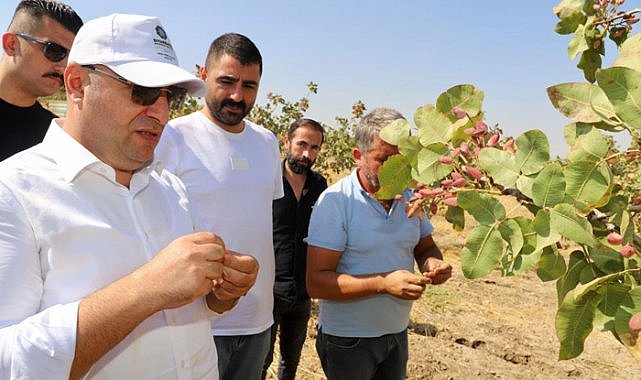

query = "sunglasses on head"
[15,32,68,62]
[83,65,188,111]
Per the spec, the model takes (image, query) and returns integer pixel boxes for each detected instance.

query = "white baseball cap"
[68,13,206,97]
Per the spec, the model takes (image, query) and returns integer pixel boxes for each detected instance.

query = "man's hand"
[137,231,226,310]
[213,250,259,300]
[422,257,452,285]
[207,250,259,313]
[382,270,431,300]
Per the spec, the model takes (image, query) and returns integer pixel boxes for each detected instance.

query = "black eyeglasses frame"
[82,65,187,111]
[15,32,68,63]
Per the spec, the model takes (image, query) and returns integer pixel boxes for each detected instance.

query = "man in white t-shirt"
[156,32,283,380]
[0,14,259,379]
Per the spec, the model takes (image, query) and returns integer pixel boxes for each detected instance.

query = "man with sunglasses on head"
[0,13,259,379]
[0,0,82,161]
[156,33,283,380]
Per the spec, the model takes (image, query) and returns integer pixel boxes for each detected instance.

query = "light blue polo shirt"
[305,170,433,337]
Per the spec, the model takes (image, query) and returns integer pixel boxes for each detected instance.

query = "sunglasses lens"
[131,86,161,106]
[131,85,187,110]
[44,43,68,62]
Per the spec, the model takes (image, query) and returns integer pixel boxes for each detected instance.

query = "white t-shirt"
[0,120,218,379]
[156,111,283,335]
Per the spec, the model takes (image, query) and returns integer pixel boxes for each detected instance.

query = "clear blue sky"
[2,0,631,156]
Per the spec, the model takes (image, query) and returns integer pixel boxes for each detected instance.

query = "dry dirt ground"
[265,213,641,380]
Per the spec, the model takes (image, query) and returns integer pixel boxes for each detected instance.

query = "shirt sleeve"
[420,214,434,237]
[0,182,78,379]
[304,190,347,252]
[271,137,284,200]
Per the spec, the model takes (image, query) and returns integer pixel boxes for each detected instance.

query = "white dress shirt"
[0,120,218,379]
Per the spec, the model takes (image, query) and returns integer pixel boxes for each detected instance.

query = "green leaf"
[596,67,641,130]
[546,82,616,123]
[515,130,550,175]
[414,104,453,145]
[613,31,641,72]
[532,162,566,208]
[564,160,611,211]
[376,154,412,199]
[461,225,504,279]
[413,143,453,186]
[556,250,591,304]
[435,84,484,120]
[507,216,539,275]
[445,205,465,231]
[516,174,535,200]
[553,0,584,19]
[567,128,611,162]
[598,284,630,318]
[457,191,506,225]
[533,210,561,250]
[556,290,600,360]
[397,135,422,164]
[568,24,589,60]
[572,269,632,307]
[577,49,601,83]
[498,219,524,255]
[589,245,624,277]
[620,209,634,244]
[563,122,594,146]
[478,148,519,187]
[554,11,586,35]
[614,287,641,347]
[550,203,596,247]
[379,119,411,146]
[450,117,473,147]
[582,0,597,16]
[537,246,567,282]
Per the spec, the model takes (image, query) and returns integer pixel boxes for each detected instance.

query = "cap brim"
[105,61,207,97]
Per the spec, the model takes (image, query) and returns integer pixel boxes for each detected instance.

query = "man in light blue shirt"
[306,107,452,380]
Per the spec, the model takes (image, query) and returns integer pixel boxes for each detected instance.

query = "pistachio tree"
[376,0,641,361]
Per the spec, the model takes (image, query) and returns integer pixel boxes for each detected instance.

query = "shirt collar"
[349,169,369,196]
[43,119,163,183]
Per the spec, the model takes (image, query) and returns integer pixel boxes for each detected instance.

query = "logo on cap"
[155,25,167,40]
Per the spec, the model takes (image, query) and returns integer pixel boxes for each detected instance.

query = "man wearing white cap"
[0,13,258,380]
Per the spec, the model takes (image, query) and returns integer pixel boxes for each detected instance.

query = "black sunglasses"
[83,65,188,111]
[16,32,68,63]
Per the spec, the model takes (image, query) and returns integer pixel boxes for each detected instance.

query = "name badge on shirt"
[230,156,249,171]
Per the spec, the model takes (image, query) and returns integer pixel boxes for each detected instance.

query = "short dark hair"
[8,0,83,34]
[288,118,325,145]
[205,33,262,76]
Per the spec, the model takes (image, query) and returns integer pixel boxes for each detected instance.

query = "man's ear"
[1,33,18,56]
[352,147,363,163]
[198,65,207,80]
[64,63,87,106]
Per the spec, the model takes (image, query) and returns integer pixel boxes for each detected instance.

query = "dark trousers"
[315,328,408,380]
[215,328,271,380]
[262,297,311,380]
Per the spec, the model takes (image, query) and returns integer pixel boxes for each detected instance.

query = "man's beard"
[286,152,314,174]
[208,97,252,126]
[363,167,380,192]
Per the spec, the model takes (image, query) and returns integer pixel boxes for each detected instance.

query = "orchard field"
[266,208,641,379]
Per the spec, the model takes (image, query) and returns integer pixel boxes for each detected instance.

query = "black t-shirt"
[0,97,56,161]
[272,162,328,303]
